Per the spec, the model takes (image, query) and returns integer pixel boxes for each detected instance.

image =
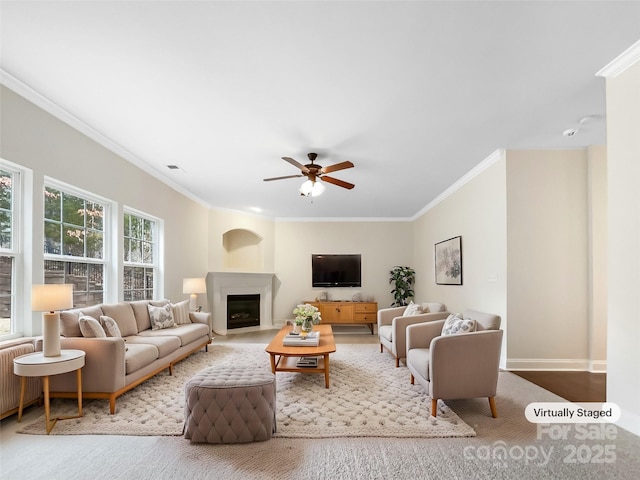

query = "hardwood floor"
[215,326,607,402]
[512,370,606,402]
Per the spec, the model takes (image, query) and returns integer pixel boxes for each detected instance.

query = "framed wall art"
[435,236,462,285]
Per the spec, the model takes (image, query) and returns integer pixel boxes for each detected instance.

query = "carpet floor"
[17,343,474,438]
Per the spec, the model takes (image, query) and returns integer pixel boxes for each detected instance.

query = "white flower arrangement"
[292,303,322,325]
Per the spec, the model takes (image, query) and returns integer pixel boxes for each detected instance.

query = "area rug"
[17,343,475,438]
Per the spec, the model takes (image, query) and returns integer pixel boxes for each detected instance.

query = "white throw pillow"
[171,299,191,325]
[148,304,175,330]
[100,315,122,337]
[402,302,423,317]
[441,314,476,336]
[79,315,106,338]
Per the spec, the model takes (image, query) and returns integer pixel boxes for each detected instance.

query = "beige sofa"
[378,302,449,367]
[42,300,212,414]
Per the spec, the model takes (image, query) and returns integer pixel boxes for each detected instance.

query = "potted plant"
[389,266,415,307]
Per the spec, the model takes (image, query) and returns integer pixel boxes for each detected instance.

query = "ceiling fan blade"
[282,156,310,173]
[321,175,355,190]
[263,174,304,182]
[320,161,354,174]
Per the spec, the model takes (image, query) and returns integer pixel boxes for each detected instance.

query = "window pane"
[86,201,103,230]
[143,219,153,242]
[131,216,142,239]
[0,171,11,210]
[142,241,153,263]
[86,230,103,259]
[130,240,142,263]
[44,221,62,254]
[124,213,131,237]
[63,193,84,227]
[0,256,12,336]
[0,210,11,249]
[63,224,85,256]
[44,260,103,308]
[44,187,61,221]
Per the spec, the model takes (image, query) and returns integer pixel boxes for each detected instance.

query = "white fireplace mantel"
[207,272,275,335]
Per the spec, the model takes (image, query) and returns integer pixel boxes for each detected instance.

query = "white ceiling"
[1,1,639,219]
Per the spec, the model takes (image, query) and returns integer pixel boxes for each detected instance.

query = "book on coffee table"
[282,331,320,346]
[296,356,319,367]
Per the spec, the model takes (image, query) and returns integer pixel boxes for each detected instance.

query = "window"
[44,184,107,307]
[0,168,16,336]
[123,211,157,301]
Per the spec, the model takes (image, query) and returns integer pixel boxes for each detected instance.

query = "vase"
[293,324,302,334]
[301,317,314,335]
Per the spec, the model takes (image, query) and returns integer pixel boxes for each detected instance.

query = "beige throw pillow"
[100,315,122,337]
[148,304,175,330]
[402,302,423,317]
[171,299,191,325]
[79,315,106,338]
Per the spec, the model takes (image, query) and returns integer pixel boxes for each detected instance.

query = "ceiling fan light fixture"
[299,179,325,197]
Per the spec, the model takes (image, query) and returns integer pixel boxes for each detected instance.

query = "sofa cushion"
[402,302,423,316]
[129,300,152,332]
[136,322,209,346]
[441,314,476,336]
[171,299,191,325]
[101,303,138,337]
[148,304,175,330]
[407,348,430,381]
[379,325,393,342]
[421,302,445,313]
[125,335,181,358]
[124,343,159,375]
[464,309,501,331]
[60,309,82,337]
[100,315,122,338]
[79,316,107,338]
[79,305,104,321]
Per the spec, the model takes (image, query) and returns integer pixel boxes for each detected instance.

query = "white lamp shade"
[183,277,207,294]
[32,284,74,312]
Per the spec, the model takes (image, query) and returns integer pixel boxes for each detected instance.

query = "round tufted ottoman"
[183,366,276,443]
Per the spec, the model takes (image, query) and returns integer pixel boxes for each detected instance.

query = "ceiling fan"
[263,153,355,195]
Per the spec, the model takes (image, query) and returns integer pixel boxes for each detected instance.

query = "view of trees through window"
[44,186,105,307]
[123,212,156,300]
[0,170,14,335]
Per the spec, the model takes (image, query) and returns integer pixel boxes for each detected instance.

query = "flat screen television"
[312,254,361,288]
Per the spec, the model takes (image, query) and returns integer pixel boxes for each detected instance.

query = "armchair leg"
[488,397,498,418]
[431,399,438,417]
[380,344,383,353]
[395,357,400,368]
[410,374,414,384]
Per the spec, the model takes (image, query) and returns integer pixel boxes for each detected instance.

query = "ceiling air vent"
[166,164,181,170]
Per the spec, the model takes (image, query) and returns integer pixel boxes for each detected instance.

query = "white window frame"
[43,178,114,307]
[123,207,162,301]
[0,159,31,340]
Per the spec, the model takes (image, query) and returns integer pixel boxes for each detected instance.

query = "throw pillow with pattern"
[79,315,106,338]
[148,304,175,330]
[441,314,477,336]
[100,315,122,337]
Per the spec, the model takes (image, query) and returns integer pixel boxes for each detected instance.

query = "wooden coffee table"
[265,324,336,388]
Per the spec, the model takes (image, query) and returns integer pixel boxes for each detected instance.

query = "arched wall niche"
[222,228,264,271]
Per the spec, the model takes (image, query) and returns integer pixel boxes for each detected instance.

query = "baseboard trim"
[507,358,607,373]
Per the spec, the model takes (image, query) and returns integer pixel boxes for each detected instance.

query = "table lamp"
[183,277,206,311]
[32,284,74,357]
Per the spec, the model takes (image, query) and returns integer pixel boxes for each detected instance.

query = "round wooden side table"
[13,349,85,434]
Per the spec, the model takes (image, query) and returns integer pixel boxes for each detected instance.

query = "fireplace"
[227,294,260,329]
[208,272,275,335]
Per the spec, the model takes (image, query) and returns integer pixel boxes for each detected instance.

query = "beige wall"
[604,60,640,435]
[1,85,209,334]
[412,155,508,365]
[506,150,590,368]
[273,220,413,323]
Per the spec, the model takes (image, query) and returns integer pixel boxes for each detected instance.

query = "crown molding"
[596,39,640,78]
[0,68,212,210]
[411,148,505,220]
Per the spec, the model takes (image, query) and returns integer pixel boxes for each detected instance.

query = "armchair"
[378,302,448,367]
[406,309,502,418]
